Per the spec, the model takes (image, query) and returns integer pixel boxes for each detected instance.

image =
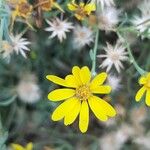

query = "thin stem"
[91,29,99,76]
[117,31,146,75]
[115,17,150,34]
[136,18,150,27]
[0,114,2,131]
[0,0,4,49]
[33,0,49,8]
[126,42,146,75]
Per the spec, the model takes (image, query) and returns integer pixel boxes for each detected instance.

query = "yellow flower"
[12,0,33,18]
[11,142,33,150]
[67,1,96,20]
[135,73,150,106]
[46,66,116,133]
[11,0,33,29]
[37,0,64,12]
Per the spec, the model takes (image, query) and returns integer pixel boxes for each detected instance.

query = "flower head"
[107,74,122,91]
[97,6,120,31]
[1,41,14,61]
[38,0,64,12]
[135,73,150,106]
[100,124,135,150]
[10,33,30,58]
[11,0,33,28]
[1,34,30,62]
[11,142,33,150]
[45,18,74,42]
[67,1,96,20]
[131,0,150,34]
[97,40,128,73]
[16,74,41,104]
[46,66,116,133]
[12,0,33,19]
[73,25,94,49]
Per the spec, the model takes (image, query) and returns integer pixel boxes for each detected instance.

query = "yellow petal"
[79,101,89,133]
[135,86,146,102]
[91,85,111,94]
[88,97,107,121]
[46,75,68,87]
[48,89,75,101]
[146,90,150,106]
[80,66,91,84]
[75,14,84,20]
[79,2,85,7]
[11,144,24,150]
[53,2,64,12]
[65,75,79,88]
[10,11,18,31]
[139,76,146,85]
[67,3,77,11]
[25,20,35,30]
[89,96,116,118]
[72,66,82,86]
[72,66,80,75]
[64,99,81,125]
[26,143,33,150]
[90,72,107,90]
[84,3,96,14]
[146,73,150,79]
[52,97,77,121]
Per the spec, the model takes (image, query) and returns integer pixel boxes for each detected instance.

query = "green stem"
[91,29,99,76]
[126,42,146,75]
[0,114,2,131]
[0,0,4,49]
[117,31,146,75]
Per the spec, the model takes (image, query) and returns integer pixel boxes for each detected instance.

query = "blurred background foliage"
[0,0,150,150]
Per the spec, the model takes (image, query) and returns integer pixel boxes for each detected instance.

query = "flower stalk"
[0,0,4,49]
[116,31,146,75]
[91,29,99,76]
[126,41,146,75]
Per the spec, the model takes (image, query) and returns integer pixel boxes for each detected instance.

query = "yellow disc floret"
[76,85,91,100]
[15,0,33,18]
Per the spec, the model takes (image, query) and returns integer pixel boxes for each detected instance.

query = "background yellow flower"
[135,73,150,106]
[11,143,33,150]
[67,1,96,20]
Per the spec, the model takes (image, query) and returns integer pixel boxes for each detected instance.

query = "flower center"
[75,85,91,101]
[54,21,63,30]
[39,0,53,10]
[78,31,86,38]
[98,15,109,28]
[76,6,86,18]
[110,52,119,61]
[18,2,32,16]
[2,41,13,52]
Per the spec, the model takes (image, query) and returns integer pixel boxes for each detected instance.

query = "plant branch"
[117,31,146,75]
[91,29,99,76]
